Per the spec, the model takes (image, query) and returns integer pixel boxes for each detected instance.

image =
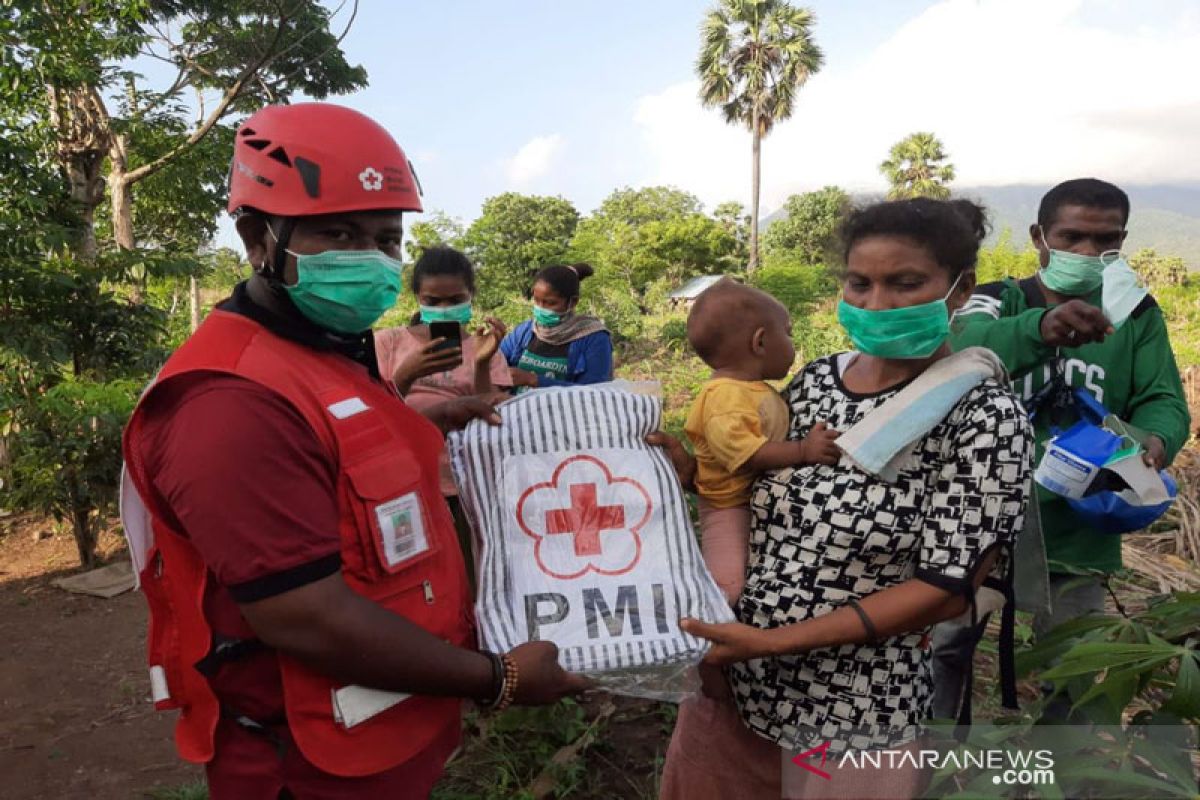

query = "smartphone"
[428,321,464,367]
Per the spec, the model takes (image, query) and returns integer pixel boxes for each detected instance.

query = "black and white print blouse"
[729,352,1033,753]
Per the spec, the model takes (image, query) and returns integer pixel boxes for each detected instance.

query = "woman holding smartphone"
[376,246,510,401]
[375,246,511,581]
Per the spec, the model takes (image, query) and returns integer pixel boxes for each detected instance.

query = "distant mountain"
[962,184,1200,267]
[762,183,1200,268]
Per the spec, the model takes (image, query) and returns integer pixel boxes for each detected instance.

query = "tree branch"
[121,9,292,187]
[254,1,333,76]
[265,0,359,94]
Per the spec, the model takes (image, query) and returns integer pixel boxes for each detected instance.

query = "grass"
[433,697,672,800]
[145,781,207,800]
[433,701,591,800]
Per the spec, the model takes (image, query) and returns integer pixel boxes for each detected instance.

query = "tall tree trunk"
[66,167,102,261]
[46,85,111,262]
[108,135,135,250]
[190,276,201,331]
[749,108,762,273]
[70,495,97,569]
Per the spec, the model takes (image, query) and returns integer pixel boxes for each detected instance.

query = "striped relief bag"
[447,385,733,696]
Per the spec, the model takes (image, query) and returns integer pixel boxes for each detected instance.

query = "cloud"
[632,0,1200,214]
[504,134,565,187]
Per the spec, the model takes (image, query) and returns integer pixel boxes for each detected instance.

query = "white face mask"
[1099,252,1147,330]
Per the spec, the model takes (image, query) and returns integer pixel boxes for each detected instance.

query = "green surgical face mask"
[1038,228,1106,296]
[419,302,472,325]
[836,273,962,359]
[284,250,403,334]
[532,304,566,327]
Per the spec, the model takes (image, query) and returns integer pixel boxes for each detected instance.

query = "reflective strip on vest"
[119,466,153,587]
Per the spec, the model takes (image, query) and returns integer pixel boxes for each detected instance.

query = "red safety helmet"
[227,103,423,217]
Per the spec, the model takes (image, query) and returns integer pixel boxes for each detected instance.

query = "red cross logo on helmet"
[358,167,383,191]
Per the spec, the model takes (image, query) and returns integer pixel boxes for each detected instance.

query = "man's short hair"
[1037,178,1130,228]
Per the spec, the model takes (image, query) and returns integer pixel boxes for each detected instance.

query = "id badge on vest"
[372,492,431,570]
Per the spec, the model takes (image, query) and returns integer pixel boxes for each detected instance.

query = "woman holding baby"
[656,198,1035,800]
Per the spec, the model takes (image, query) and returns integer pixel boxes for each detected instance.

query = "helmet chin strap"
[262,217,296,286]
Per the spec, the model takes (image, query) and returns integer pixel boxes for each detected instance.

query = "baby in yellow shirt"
[684,279,840,603]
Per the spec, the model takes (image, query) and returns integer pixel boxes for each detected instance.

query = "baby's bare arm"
[745,422,840,471]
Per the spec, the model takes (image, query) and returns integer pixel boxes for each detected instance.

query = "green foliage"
[578,281,645,343]
[790,301,848,365]
[926,591,1200,799]
[406,211,467,265]
[697,0,824,137]
[1,251,171,380]
[660,317,690,352]
[697,0,824,269]
[975,229,1039,285]
[462,193,580,307]
[1130,247,1189,289]
[1018,590,1200,724]
[433,701,591,799]
[712,200,750,263]
[1155,279,1200,370]
[761,186,851,265]
[880,131,955,200]
[102,111,236,250]
[167,1,367,105]
[749,256,837,317]
[146,783,208,800]
[5,378,140,568]
[0,0,371,570]
[571,186,740,295]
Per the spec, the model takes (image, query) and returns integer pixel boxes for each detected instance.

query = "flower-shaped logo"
[358,167,383,191]
[515,455,652,580]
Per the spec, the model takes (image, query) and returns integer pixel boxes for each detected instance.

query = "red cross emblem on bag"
[515,455,652,580]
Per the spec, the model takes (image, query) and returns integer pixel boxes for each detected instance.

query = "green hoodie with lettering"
[951,276,1191,573]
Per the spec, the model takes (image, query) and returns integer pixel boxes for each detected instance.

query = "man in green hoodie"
[930,178,1191,720]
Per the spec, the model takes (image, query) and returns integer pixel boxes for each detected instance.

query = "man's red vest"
[122,309,473,777]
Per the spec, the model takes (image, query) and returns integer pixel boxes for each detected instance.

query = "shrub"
[660,317,689,351]
[6,378,140,567]
[976,229,1038,284]
[750,256,837,317]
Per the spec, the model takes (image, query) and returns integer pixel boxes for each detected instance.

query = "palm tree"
[880,132,956,200]
[697,0,823,272]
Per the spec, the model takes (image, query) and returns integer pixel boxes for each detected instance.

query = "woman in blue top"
[502,263,613,389]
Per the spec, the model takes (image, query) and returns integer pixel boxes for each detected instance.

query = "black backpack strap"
[1017,275,1047,309]
[986,572,1020,711]
[954,585,981,741]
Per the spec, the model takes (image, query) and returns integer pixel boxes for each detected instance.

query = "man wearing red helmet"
[121,104,589,798]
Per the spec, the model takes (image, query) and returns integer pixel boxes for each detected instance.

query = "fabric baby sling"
[835,347,1022,727]
[447,384,734,696]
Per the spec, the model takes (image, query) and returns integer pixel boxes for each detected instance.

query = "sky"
[215,0,1200,247]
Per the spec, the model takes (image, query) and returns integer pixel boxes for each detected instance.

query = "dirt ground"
[0,514,201,800]
[0,514,670,800]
